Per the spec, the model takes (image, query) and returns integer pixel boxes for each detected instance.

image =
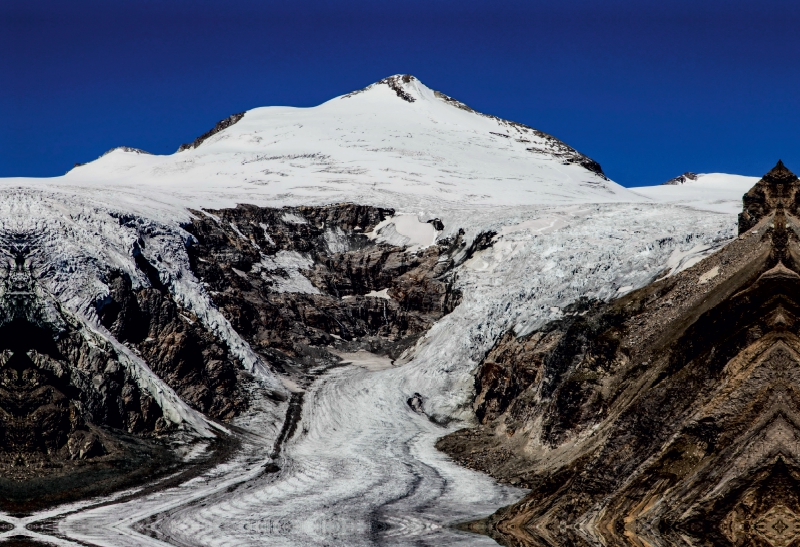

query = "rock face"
[183,204,465,388]
[739,159,800,234]
[663,172,699,185]
[439,161,800,547]
[0,244,181,510]
[98,271,247,421]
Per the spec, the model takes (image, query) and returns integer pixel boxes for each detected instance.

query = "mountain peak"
[739,161,800,234]
[343,74,428,103]
[762,159,797,185]
[66,74,628,207]
[376,74,419,102]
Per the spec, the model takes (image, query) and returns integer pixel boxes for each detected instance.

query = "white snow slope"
[631,172,759,214]
[0,76,754,546]
[3,75,640,219]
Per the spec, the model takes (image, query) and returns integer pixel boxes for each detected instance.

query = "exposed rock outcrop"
[664,172,699,185]
[177,112,246,152]
[739,159,800,234]
[183,204,465,387]
[99,271,247,421]
[439,161,800,547]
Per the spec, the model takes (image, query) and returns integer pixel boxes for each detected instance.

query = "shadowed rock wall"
[183,204,466,389]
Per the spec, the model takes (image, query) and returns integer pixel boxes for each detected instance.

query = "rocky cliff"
[182,204,466,389]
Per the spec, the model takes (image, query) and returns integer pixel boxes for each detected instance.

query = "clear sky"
[3,0,800,186]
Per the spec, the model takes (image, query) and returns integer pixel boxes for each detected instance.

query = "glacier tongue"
[0,174,740,547]
[37,201,733,547]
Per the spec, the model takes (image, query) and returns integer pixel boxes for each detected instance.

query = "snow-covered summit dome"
[12,75,646,217]
[632,172,760,214]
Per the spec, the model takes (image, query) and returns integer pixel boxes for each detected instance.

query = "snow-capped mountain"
[0,75,752,547]
[17,74,643,215]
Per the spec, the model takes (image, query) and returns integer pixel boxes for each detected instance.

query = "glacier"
[0,75,751,546]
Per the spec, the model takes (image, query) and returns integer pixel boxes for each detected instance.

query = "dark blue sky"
[3,0,800,186]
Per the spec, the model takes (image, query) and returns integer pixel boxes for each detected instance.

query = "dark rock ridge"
[663,172,699,185]
[439,161,800,547]
[177,112,246,152]
[376,74,418,103]
[182,203,467,389]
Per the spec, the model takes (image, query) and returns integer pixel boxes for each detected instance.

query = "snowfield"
[2,75,641,221]
[0,75,752,545]
[630,172,759,214]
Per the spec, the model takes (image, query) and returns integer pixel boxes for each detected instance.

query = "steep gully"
[440,161,800,546]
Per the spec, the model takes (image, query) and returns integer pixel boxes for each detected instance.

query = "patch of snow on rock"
[368,214,439,251]
[255,250,319,294]
[364,288,393,300]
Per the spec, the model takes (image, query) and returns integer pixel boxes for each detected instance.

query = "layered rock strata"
[439,161,800,547]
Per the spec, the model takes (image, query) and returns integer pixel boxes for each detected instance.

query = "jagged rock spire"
[762,159,798,185]
[739,160,800,234]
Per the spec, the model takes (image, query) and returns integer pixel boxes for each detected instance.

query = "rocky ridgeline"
[663,171,699,185]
